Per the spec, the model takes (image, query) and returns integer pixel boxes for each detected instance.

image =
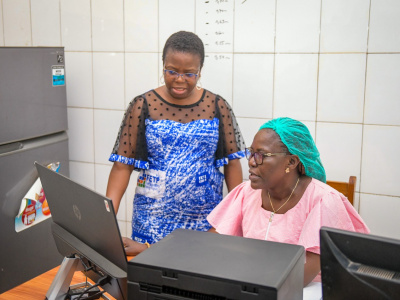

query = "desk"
[0,260,322,300]
[0,266,110,300]
[0,256,134,300]
[0,266,119,300]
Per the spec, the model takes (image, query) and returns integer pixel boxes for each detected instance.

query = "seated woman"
[207,117,369,286]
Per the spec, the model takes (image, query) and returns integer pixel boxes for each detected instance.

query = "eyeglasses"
[163,69,199,81]
[245,147,288,166]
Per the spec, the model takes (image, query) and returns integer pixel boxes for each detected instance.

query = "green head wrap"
[259,117,326,183]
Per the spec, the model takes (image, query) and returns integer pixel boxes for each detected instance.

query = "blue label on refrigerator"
[52,65,65,86]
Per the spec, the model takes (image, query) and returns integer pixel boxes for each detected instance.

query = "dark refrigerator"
[0,47,69,293]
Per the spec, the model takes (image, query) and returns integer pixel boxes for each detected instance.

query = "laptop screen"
[35,162,127,298]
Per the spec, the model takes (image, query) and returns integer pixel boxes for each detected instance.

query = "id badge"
[136,169,166,200]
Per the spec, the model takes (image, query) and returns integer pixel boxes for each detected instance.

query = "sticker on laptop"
[104,200,110,212]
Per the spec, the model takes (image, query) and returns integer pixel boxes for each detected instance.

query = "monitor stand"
[45,256,110,300]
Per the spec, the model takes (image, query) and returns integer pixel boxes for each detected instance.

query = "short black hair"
[162,31,205,69]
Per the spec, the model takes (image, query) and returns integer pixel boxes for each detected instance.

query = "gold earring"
[160,74,165,85]
[196,79,202,90]
[285,167,290,173]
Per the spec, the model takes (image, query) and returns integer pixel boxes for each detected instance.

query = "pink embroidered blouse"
[207,178,370,282]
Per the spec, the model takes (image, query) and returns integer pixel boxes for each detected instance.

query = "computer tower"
[128,229,305,300]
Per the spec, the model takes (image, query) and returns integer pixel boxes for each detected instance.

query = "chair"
[326,176,356,206]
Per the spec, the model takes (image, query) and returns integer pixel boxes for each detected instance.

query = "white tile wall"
[93,109,125,165]
[275,0,321,53]
[316,122,363,188]
[125,53,159,105]
[364,54,400,126]
[67,107,94,163]
[94,163,112,195]
[368,0,400,53]
[69,161,95,190]
[361,125,400,197]
[3,0,31,46]
[274,54,318,120]
[201,53,233,103]
[317,54,366,123]
[93,52,125,110]
[320,0,369,53]
[91,0,124,52]
[31,0,61,46]
[0,1,4,46]
[233,0,275,53]
[233,54,274,118]
[3,0,400,240]
[360,193,400,239]
[60,0,92,51]
[124,0,158,52]
[65,52,93,108]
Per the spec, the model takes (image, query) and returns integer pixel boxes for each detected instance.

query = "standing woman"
[106,31,245,254]
[207,117,369,286]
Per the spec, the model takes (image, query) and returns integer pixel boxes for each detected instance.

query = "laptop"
[35,162,127,299]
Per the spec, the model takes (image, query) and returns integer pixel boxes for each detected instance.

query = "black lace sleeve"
[109,94,149,169]
[214,96,246,167]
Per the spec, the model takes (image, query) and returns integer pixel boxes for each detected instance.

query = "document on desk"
[303,282,322,300]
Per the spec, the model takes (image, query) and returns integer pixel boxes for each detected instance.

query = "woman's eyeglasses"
[163,69,199,81]
[245,147,288,166]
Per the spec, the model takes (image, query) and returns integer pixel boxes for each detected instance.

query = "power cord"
[75,275,110,300]
[69,255,110,300]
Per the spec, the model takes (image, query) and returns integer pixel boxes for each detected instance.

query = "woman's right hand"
[122,237,148,256]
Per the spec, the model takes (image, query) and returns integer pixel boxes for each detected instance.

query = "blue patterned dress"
[109,89,245,243]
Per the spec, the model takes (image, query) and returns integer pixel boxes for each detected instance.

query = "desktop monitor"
[320,226,400,300]
[128,228,305,300]
[35,162,128,300]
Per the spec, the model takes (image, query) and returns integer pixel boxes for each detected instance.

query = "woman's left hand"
[122,237,148,256]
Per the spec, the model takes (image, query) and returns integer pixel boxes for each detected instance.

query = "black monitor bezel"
[320,226,400,300]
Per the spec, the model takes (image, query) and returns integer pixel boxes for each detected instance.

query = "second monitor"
[321,226,400,299]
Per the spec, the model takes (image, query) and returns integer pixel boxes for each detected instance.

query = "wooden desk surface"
[0,266,99,300]
[0,257,134,300]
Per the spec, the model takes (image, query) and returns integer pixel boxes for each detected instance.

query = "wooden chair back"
[326,176,356,206]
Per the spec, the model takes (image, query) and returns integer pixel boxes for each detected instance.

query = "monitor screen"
[320,226,400,299]
[35,162,127,300]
